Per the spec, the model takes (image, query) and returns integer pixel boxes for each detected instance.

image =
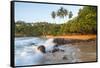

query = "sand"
[46,35,96,40]
[44,39,97,64]
[72,40,97,62]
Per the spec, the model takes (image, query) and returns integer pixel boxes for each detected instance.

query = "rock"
[63,56,68,60]
[52,48,60,53]
[53,38,72,45]
[52,48,65,53]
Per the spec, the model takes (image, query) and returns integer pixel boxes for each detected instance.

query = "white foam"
[15,37,81,66]
[42,38,56,51]
[15,37,44,46]
[15,45,46,66]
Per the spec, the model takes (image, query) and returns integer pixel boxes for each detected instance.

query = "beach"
[45,35,97,63]
[15,35,97,66]
[46,35,96,40]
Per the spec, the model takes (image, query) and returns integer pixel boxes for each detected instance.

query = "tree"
[65,6,97,34]
[77,6,97,34]
[57,7,68,19]
[51,11,56,20]
[69,11,73,19]
[51,11,56,24]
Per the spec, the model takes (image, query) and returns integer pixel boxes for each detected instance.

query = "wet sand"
[46,36,97,64]
[72,39,97,62]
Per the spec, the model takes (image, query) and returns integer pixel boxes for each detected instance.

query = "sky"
[15,2,83,24]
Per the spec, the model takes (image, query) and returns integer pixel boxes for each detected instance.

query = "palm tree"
[57,7,68,19]
[69,11,73,19]
[51,11,56,19]
[56,7,68,35]
[51,11,56,23]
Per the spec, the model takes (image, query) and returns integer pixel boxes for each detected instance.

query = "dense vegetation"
[15,6,97,37]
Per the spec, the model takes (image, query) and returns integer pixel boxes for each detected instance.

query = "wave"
[15,37,46,48]
[15,37,81,66]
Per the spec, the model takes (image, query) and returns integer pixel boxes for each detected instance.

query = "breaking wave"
[15,37,81,66]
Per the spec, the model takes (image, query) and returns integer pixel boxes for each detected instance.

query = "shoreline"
[45,35,96,40]
[15,34,96,40]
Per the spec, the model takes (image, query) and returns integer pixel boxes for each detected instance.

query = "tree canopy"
[15,6,97,37]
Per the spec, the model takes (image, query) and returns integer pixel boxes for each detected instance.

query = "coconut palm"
[51,11,56,19]
[51,11,56,23]
[57,7,68,19]
[69,11,73,19]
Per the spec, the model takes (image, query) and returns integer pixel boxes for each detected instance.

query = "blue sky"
[15,2,83,24]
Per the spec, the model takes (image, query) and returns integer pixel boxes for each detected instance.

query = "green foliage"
[15,6,97,37]
[51,11,56,19]
[69,11,73,19]
[51,7,68,23]
[57,7,68,18]
[59,6,97,35]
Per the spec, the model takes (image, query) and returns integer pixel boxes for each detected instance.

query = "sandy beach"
[15,35,97,66]
[45,35,97,63]
[46,35,96,40]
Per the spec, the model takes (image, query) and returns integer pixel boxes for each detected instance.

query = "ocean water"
[15,37,81,66]
[15,37,46,66]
